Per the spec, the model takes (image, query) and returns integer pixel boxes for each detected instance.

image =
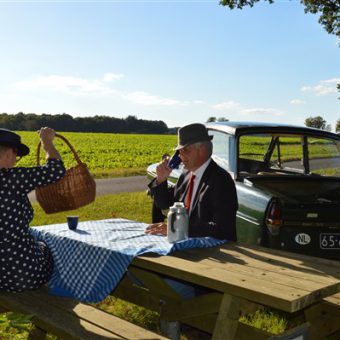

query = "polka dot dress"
[0,159,66,292]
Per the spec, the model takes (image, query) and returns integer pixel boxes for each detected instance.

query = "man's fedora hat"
[175,123,213,150]
[0,129,30,156]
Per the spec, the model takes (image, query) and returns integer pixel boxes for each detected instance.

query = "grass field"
[17,131,177,178]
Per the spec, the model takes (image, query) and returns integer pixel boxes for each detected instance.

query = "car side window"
[270,136,304,173]
[308,137,340,177]
[209,130,231,171]
[238,134,270,175]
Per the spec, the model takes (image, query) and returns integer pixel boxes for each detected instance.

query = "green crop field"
[16,131,340,178]
[16,131,177,178]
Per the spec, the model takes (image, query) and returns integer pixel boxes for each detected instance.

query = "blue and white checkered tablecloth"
[31,218,226,303]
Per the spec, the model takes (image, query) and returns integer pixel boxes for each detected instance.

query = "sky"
[0,0,339,129]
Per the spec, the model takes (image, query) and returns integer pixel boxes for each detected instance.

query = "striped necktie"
[185,173,196,211]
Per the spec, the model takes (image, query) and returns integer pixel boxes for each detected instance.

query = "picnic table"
[30,218,340,339]
[115,242,340,339]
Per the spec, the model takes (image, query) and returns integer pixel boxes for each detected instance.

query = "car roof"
[205,121,340,140]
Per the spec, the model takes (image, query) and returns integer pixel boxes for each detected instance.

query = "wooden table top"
[132,242,340,313]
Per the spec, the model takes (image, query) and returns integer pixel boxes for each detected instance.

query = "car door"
[208,129,268,245]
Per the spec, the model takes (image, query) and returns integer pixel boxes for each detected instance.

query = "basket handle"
[36,133,82,166]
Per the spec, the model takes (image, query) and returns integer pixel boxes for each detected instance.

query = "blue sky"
[0,0,339,129]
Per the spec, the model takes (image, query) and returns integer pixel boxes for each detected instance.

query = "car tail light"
[266,199,283,235]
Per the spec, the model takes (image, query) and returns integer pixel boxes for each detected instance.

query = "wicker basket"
[35,134,96,214]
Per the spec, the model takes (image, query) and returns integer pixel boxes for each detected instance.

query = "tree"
[0,112,169,134]
[206,117,217,122]
[336,119,340,132]
[220,0,340,39]
[217,117,229,122]
[305,116,328,130]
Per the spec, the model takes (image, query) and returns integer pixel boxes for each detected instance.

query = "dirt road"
[28,176,149,203]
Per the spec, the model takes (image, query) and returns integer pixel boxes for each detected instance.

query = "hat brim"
[17,144,30,156]
[174,135,213,151]
[0,142,30,156]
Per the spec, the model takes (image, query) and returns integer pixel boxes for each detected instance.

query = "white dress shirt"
[187,158,211,214]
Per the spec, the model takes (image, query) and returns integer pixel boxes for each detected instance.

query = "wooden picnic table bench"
[113,242,340,339]
[0,286,167,339]
[304,292,340,339]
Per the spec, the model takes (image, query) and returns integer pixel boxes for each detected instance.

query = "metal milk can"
[167,202,189,243]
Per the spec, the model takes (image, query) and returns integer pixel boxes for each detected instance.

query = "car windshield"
[238,133,340,177]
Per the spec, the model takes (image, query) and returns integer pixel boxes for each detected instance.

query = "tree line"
[0,112,172,134]
[305,116,340,133]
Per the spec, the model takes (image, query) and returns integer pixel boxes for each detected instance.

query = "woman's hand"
[38,127,61,160]
[145,222,167,236]
[39,127,55,145]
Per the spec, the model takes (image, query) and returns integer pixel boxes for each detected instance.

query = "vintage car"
[147,121,340,260]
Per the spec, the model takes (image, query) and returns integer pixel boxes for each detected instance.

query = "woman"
[0,127,66,292]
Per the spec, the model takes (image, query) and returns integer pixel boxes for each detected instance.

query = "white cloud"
[301,78,340,96]
[13,74,186,106]
[290,99,305,105]
[14,75,115,96]
[123,91,181,106]
[213,101,240,111]
[102,73,124,82]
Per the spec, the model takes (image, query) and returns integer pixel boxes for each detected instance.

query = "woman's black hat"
[0,129,30,156]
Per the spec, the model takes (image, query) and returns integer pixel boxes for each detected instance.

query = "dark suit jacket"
[149,159,238,241]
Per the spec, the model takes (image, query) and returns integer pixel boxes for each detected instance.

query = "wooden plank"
[72,304,167,340]
[323,292,340,306]
[172,245,340,287]
[305,311,340,340]
[304,300,340,340]
[181,313,217,333]
[0,291,125,339]
[131,255,336,312]
[132,243,340,312]
[24,289,168,340]
[235,243,340,271]
[269,323,310,340]
[129,267,182,300]
[0,289,167,340]
[212,293,242,340]
[113,276,166,312]
[160,292,222,320]
[174,252,333,292]
[182,314,271,339]
[236,322,270,340]
[225,244,340,282]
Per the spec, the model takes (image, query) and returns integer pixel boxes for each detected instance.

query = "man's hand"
[155,157,172,184]
[145,222,167,236]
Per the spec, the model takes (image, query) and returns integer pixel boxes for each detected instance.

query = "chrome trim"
[237,212,260,226]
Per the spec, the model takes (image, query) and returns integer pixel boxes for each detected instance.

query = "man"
[146,123,238,241]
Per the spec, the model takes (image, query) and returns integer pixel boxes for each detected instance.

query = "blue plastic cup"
[67,216,79,230]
